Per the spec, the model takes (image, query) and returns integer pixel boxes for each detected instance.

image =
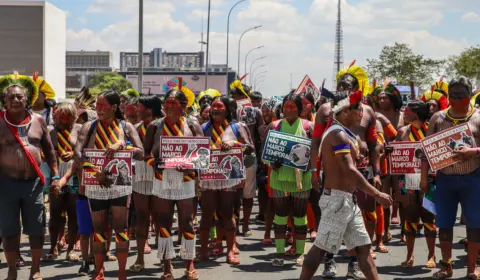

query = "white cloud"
[67,0,478,95]
[190,8,222,20]
[462,12,480,23]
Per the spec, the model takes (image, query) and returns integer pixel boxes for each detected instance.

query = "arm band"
[333,144,351,154]
[383,123,397,139]
[367,125,379,142]
[312,123,326,138]
[377,132,385,145]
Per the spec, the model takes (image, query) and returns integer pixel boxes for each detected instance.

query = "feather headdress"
[471,90,480,108]
[75,86,96,110]
[121,88,140,99]
[172,77,195,108]
[0,72,39,107]
[198,88,221,103]
[336,60,369,94]
[230,74,251,99]
[421,84,448,111]
[321,87,363,113]
[32,72,55,100]
[371,79,403,110]
[432,76,448,96]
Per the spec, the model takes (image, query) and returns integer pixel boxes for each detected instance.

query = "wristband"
[374,170,381,176]
[51,175,60,181]
[310,168,317,172]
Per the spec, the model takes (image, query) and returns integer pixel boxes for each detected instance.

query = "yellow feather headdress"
[0,72,39,107]
[230,74,251,99]
[336,60,369,94]
[198,88,221,103]
[32,72,55,100]
[121,88,140,99]
[172,77,195,108]
[432,76,448,96]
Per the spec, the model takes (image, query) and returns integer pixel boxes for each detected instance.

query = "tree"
[367,42,445,89]
[89,72,133,94]
[450,46,480,81]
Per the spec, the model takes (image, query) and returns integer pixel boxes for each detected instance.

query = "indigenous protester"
[230,76,264,237]
[198,88,222,108]
[198,96,254,265]
[395,100,437,269]
[421,77,480,279]
[267,92,314,267]
[43,103,82,263]
[199,103,211,124]
[0,72,60,280]
[421,85,449,116]
[32,72,56,126]
[300,89,393,280]
[125,97,140,125]
[119,88,140,117]
[143,86,203,280]
[251,91,263,108]
[74,90,144,280]
[129,93,163,273]
[310,61,381,279]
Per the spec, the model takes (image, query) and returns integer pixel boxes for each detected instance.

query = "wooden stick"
[295,168,303,190]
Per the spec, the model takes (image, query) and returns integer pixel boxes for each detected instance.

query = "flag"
[423,182,436,215]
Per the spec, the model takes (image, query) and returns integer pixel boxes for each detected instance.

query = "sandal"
[42,252,58,262]
[391,217,399,225]
[272,258,284,267]
[185,269,199,280]
[383,232,392,243]
[16,256,25,267]
[226,255,240,265]
[105,251,117,261]
[28,272,43,280]
[401,259,414,267]
[288,236,294,245]
[212,245,224,256]
[74,241,81,252]
[295,255,305,266]
[375,244,389,253]
[261,238,273,245]
[467,272,480,280]
[243,229,253,237]
[426,256,437,269]
[309,230,317,242]
[144,243,152,254]
[160,274,174,280]
[285,247,296,257]
[128,263,145,273]
[66,251,80,262]
[432,260,453,279]
[232,245,240,255]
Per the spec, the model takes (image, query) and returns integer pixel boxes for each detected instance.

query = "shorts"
[314,188,371,254]
[271,189,310,199]
[436,169,480,228]
[0,176,44,237]
[76,195,93,235]
[243,163,257,199]
[89,195,130,212]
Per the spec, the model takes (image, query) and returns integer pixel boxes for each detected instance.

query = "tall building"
[120,48,204,72]
[0,1,66,99]
[66,50,113,89]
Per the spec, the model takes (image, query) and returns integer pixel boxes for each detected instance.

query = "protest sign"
[357,157,373,179]
[200,148,245,181]
[262,130,312,171]
[82,149,133,187]
[159,136,211,170]
[421,123,475,171]
[237,99,256,125]
[388,142,424,174]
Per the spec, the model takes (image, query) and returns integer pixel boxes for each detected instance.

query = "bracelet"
[51,175,60,181]
[310,168,317,172]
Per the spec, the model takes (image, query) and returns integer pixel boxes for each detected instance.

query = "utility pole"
[332,0,344,88]
[205,0,211,90]
[138,0,143,93]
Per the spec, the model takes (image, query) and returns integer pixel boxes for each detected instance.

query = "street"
[0,204,471,280]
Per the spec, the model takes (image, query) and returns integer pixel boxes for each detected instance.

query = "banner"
[262,130,312,171]
[421,123,475,171]
[82,149,133,187]
[294,75,319,95]
[388,142,424,174]
[199,148,245,181]
[159,136,211,170]
[357,156,373,179]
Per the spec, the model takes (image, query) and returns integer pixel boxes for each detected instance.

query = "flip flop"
[295,255,305,266]
[144,243,152,254]
[105,252,117,261]
[226,255,240,265]
[426,257,436,269]
[375,245,389,253]
[261,238,273,245]
[467,272,480,280]
[391,217,400,225]
[383,232,392,243]
[185,269,199,280]
[42,253,58,262]
[272,258,284,267]
[285,247,296,257]
[128,263,145,273]
[66,251,80,262]
[401,259,414,267]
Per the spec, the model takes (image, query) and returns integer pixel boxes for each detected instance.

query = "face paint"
[449,97,470,110]
[427,100,439,114]
[95,96,115,121]
[210,99,227,122]
[301,97,313,117]
[283,100,299,121]
[126,104,137,116]
[403,106,417,124]
[164,97,183,118]
[56,112,75,130]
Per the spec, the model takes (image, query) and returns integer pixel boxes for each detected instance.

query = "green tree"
[450,46,480,80]
[89,72,133,94]
[367,42,445,89]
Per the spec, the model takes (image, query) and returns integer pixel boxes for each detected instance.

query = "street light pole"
[249,56,266,85]
[251,65,265,83]
[226,0,246,94]
[244,45,263,76]
[237,25,262,77]
[205,0,211,90]
[254,71,267,84]
[138,0,143,93]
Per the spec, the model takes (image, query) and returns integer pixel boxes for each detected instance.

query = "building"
[66,50,113,89]
[0,1,66,99]
[120,48,204,72]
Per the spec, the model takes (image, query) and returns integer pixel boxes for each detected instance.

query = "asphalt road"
[0,204,471,280]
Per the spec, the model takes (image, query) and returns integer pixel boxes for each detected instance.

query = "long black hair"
[407,100,430,122]
[99,90,124,120]
[165,89,188,106]
[282,91,303,116]
[139,93,163,118]
[210,96,234,123]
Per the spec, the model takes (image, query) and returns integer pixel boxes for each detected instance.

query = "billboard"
[126,74,228,95]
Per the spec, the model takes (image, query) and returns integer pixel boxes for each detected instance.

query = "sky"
[44,0,480,96]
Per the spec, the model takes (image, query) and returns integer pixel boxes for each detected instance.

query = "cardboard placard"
[388,142,424,174]
[357,156,373,179]
[237,99,256,125]
[262,130,312,171]
[421,123,475,171]
[159,136,211,170]
[199,148,245,181]
[82,149,133,187]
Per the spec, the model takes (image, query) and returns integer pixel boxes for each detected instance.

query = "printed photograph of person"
[243,106,256,125]
[192,147,210,170]
[289,144,310,167]
[229,156,244,179]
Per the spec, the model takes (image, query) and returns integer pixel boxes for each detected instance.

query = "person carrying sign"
[143,87,203,280]
[266,92,314,267]
[394,100,437,269]
[420,77,480,280]
[198,96,254,265]
[129,94,163,273]
[299,88,392,280]
[230,76,264,237]
[74,90,144,280]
